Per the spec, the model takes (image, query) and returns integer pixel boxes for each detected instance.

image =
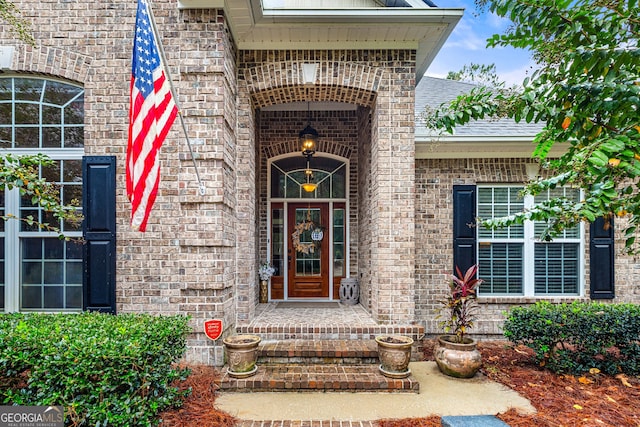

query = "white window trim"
[3,151,84,312]
[477,184,585,298]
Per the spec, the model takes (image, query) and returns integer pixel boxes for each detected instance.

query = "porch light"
[299,101,318,192]
[299,101,317,158]
[301,159,317,193]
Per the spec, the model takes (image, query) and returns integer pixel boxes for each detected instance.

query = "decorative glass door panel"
[269,203,285,299]
[288,203,329,298]
[332,204,345,298]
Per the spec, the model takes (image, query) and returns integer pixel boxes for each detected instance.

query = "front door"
[287,203,329,298]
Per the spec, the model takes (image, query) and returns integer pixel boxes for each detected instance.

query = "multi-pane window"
[0,76,84,312]
[270,206,284,277]
[333,208,345,278]
[19,160,83,311]
[477,186,583,296]
[271,156,346,199]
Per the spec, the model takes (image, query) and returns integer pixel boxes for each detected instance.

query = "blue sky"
[426,0,536,85]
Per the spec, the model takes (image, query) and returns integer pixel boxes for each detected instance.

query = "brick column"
[368,70,416,324]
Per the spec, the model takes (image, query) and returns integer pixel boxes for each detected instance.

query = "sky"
[426,0,537,85]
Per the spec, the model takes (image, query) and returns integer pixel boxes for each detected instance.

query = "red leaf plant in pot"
[434,264,484,378]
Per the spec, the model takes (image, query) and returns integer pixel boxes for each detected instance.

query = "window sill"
[477,296,590,305]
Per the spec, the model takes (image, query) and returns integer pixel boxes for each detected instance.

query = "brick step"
[236,323,425,341]
[258,339,379,365]
[217,363,419,393]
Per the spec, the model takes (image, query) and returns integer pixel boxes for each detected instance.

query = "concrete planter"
[375,334,413,378]
[434,335,482,378]
[339,277,359,305]
[223,334,261,378]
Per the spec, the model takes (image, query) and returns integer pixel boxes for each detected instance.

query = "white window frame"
[1,76,84,312]
[477,184,585,297]
[3,151,84,313]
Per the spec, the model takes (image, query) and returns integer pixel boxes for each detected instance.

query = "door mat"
[275,302,341,309]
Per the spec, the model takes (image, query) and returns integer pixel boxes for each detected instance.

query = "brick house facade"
[1,0,637,365]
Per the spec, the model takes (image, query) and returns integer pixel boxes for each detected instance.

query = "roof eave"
[415,135,569,159]
[179,0,463,84]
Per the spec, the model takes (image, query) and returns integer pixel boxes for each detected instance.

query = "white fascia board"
[416,135,549,159]
[239,40,420,49]
[415,17,456,82]
[257,8,463,24]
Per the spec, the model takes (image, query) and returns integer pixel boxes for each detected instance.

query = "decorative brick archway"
[243,61,383,108]
[236,50,417,327]
[10,46,93,83]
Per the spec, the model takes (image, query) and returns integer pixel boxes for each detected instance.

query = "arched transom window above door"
[270,156,346,199]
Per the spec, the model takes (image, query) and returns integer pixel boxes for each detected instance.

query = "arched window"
[0,77,84,149]
[270,156,346,199]
[0,76,84,312]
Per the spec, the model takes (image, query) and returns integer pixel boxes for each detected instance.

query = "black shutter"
[590,216,614,299]
[83,156,117,313]
[453,185,477,273]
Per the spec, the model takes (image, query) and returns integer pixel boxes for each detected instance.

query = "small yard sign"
[204,319,223,341]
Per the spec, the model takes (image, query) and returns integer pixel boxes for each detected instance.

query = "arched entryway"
[267,154,349,300]
[236,52,417,325]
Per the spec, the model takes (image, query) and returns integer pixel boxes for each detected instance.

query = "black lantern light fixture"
[300,101,318,192]
[299,101,318,158]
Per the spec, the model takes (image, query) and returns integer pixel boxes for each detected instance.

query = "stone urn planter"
[434,335,482,378]
[375,334,413,378]
[223,334,261,378]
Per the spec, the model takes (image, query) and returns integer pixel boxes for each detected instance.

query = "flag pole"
[146,0,206,196]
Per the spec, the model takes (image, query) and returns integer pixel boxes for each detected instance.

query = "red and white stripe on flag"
[126,0,177,231]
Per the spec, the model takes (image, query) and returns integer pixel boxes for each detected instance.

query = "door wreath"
[292,220,317,254]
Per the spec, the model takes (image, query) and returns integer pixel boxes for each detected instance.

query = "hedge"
[503,301,640,375]
[0,312,191,426]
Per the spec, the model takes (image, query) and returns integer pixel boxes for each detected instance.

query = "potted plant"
[223,334,262,378]
[258,261,275,303]
[375,334,414,378]
[434,264,483,378]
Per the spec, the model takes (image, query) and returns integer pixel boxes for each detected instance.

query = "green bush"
[0,312,191,426]
[503,301,640,375]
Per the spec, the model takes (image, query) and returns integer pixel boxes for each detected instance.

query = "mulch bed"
[159,341,640,427]
[159,365,236,427]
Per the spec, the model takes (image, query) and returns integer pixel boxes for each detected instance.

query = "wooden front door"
[287,203,329,298]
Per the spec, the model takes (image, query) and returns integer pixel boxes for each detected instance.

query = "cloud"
[497,60,539,86]
[485,11,510,30]
[444,19,488,51]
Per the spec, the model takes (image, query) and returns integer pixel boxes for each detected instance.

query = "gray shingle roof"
[415,76,543,138]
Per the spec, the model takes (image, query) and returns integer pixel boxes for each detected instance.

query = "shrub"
[0,312,191,426]
[503,301,640,375]
[437,264,483,343]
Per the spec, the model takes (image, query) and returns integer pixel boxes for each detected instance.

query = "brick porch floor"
[236,302,424,341]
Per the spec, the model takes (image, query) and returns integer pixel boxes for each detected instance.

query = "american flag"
[127,0,177,231]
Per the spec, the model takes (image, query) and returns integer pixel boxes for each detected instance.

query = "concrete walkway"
[215,361,536,422]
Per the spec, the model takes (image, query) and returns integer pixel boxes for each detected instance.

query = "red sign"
[204,319,223,341]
